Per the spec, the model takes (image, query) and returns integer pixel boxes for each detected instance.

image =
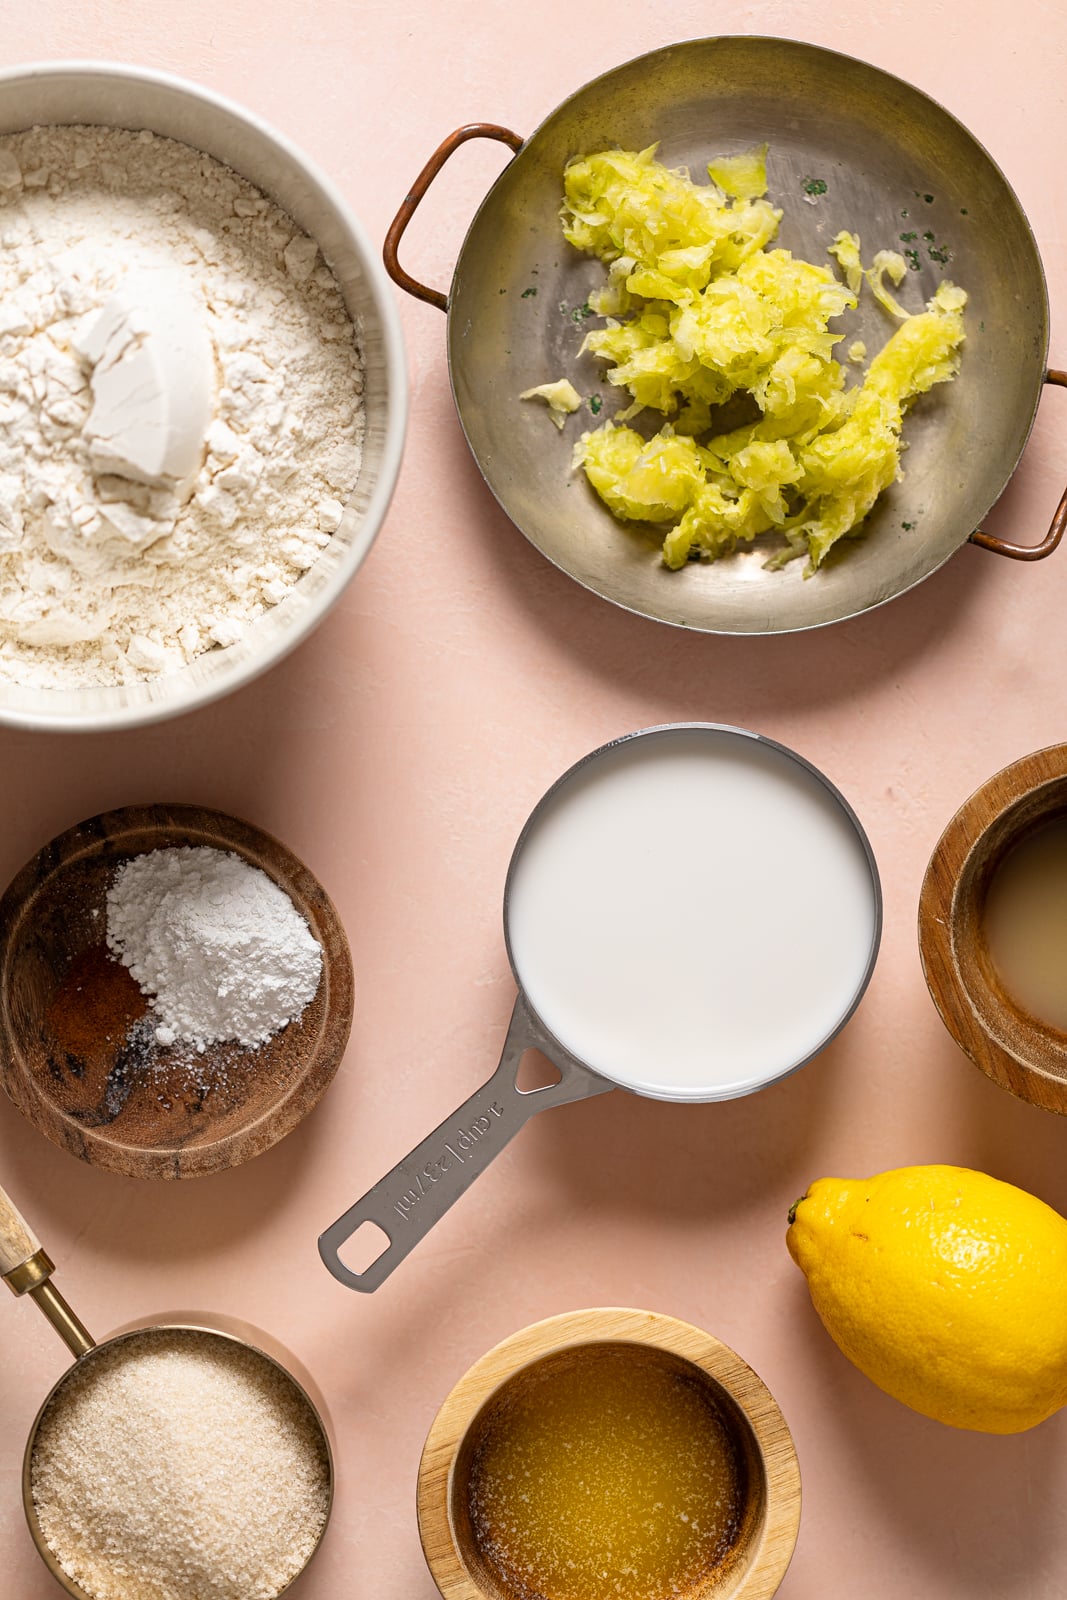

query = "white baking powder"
[0,124,364,688]
[106,846,323,1050]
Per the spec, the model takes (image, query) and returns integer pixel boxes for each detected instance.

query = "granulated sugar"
[31,1329,330,1600]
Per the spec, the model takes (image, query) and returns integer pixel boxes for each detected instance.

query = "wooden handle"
[0,1179,43,1279]
[0,1180,92,1352]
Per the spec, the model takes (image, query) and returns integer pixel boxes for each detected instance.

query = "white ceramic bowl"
[0,62,407,732]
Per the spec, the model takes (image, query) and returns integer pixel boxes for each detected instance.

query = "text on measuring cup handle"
[391,1099,506,1221]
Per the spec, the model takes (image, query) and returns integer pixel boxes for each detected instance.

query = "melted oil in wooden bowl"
[465,1343,747,1600]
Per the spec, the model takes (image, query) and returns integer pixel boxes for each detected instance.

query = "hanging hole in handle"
[515,1049,563,1095]
[335,1219,392,1276]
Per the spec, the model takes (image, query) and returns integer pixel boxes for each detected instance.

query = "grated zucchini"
[554,146,966,573]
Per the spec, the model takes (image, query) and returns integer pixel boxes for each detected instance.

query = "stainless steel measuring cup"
[1,1179,333,1599]
[319,723,882,1292]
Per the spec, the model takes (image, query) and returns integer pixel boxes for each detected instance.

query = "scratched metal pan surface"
[400,37,1054,634]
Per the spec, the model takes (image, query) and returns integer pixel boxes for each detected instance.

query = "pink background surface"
[2,2,1066,1596]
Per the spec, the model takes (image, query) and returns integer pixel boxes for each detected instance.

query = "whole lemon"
[787,1165,1067,1433]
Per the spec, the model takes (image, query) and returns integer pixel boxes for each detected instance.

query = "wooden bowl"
[417,1308,801,1600]
[0,804,354,1177]
[919,744,1067,1115]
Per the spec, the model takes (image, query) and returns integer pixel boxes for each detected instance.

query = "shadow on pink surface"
[0,1069,334,1266]
[953,1052,1067,1215]
[523,1030,848,1227]
[451,434,1015,719]
[786,1269,1065,1593]
[520,1010,1067,1234]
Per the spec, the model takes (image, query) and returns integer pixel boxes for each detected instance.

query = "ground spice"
[38,929,315,1144]
[47,942,147,1067]
[45,944,215,1129]
[44,942,156,1126]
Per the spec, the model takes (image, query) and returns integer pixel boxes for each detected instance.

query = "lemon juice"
[984,816,1067,1031]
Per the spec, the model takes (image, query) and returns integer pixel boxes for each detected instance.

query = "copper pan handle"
[970,369,1067,559]
[383,124,524,311]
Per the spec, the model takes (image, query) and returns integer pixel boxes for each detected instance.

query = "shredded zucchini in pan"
[552,144,966,573]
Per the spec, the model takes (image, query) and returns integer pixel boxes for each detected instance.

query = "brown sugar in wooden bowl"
[0,804,354,1178]
[919,744,1067,1115]
[417,1308,801,1600]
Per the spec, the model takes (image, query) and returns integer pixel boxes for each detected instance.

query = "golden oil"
[465,1343,746,1600]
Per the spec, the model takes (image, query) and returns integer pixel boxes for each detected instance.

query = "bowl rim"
[0,59,408,733]
[416,1307,801,1600]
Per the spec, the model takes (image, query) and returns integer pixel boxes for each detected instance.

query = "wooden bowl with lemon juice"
[920,742,1067,1114]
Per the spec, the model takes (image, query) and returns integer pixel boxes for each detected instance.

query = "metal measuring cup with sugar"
[319,723,882,1292]
[1,1178,334,1600]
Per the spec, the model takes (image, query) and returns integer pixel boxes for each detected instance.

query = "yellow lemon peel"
[865,249,911,320]
[787,1165,1067,1434]
[828,230,863,296]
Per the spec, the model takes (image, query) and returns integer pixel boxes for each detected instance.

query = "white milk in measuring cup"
[319,724,881,1291]
[504,726,879,1099]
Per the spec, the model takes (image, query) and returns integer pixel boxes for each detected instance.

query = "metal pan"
[384,37,1066,635]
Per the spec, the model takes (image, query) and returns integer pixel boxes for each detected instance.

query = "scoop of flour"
[73,270,215,488]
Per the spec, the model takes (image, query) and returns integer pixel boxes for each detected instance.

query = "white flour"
[106,846,323,1051]
[0,124,364,688]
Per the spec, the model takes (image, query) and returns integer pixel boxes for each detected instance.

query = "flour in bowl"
[0,124,364,688]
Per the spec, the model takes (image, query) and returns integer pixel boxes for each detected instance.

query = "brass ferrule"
[3,1248,54,1297]
[28,1280,95,1358]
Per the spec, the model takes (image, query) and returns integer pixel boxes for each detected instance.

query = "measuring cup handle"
[382,124,525,311]
[318,996,610,1292]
